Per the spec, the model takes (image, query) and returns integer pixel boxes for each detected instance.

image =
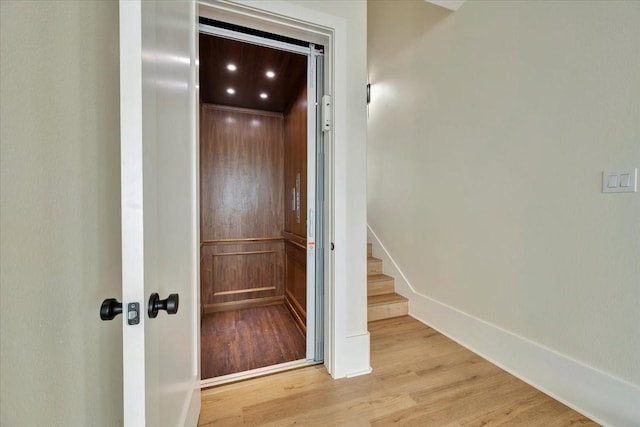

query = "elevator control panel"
[322,95,331,132]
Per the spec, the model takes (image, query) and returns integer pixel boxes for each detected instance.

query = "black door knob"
[147,293,179,318]
[100,298,123,321]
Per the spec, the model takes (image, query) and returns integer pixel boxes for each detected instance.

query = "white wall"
[0,1,369,424]
[0,2,123,426]
[368,0,640,421]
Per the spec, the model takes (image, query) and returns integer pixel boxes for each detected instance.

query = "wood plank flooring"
[199,316,598,426]
[201,304,306,379]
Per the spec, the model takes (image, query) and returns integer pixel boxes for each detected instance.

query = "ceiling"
[199,33,307,113]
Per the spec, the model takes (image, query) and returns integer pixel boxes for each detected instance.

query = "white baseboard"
[367,225,640,427]
[182,376,201,427]
[346,367,373,378]
[336,331,371,379]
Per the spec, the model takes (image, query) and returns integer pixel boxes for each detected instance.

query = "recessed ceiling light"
[227,64,237,71]
[265,70,275,78]
[226,88,235,94]
[259,93,268,99]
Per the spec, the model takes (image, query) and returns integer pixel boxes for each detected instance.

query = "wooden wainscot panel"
[284,239,306,333]
[201,240,285,313]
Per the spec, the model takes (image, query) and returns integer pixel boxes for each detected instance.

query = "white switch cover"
[620,174,631,187]
[602,168,637,193]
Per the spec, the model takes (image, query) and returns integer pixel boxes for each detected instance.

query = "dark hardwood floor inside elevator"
[201,304,306,379]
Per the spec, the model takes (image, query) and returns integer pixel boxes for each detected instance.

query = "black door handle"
[147,293,179,318]
[100,298,123,321]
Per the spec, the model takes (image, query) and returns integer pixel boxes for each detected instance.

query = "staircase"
[367,243,409,322]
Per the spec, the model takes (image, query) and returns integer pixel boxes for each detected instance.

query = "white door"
[119,1,200,426]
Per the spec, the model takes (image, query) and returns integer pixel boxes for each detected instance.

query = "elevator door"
[199,22,325,382]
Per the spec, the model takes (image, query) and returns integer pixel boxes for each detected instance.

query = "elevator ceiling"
[199,33,307,113]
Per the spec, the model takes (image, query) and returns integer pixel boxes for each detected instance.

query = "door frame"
[198,0,340,376]
[197,22,325,385]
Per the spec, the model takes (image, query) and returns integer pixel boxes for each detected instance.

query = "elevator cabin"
[199,22,325,381]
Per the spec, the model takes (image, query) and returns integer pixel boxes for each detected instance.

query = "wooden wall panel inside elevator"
[200,105,284,241]
[283,84,308,330]
[200,105,285,312]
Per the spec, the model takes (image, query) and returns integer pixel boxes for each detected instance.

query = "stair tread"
[368,293,408,306]
[367,273,394,283]
[368,256,382,262]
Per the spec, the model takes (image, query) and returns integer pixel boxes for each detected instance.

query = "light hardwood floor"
[199,316,598,426]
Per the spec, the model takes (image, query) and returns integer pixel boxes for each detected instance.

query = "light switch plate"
[602,168,637,193]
